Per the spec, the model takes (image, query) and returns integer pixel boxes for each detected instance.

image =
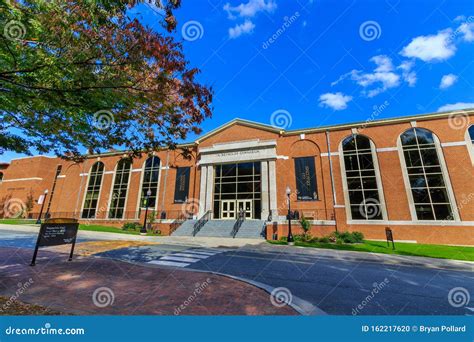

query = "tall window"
[469,125,474,144]
[400,128,454,220]
[341,134,383,220]
[109,159,132,219]
[0,172,3,183]
[140,156,160,208]
[82,162,104,219]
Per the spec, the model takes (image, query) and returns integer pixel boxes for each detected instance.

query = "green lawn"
[0,219,38,225]
[0,219,160,236]
[79,224,161,236]
[268,240,474,261]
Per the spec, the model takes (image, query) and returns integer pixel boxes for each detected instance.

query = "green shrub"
[122,222,142,231]
[319,237,330,243]
[351,231,364,243]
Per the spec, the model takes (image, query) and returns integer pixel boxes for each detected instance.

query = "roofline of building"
[9,108,472,161]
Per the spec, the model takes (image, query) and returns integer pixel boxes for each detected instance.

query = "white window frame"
[397,128,460,222]
[135,156,161,217]
[339,134,388,221]
[107,159,132,219]
[465,125,474,165]
[80,161,105,219]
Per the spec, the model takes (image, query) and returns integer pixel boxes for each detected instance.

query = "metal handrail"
[192,210,212,237]
[231,209,245,238]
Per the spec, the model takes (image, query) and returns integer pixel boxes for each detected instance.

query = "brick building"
[1,109,473,245]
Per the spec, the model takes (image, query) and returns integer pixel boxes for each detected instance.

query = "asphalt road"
[1,227,473,315]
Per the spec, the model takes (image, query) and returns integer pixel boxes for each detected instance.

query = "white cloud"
[224,0,277,19]
[229,20,256,39]
[332,55,400,97]
[397,61,417,87]
[439,74,458,89]
[400,29,456,62]
[438,102,474,111]
[458,22,474,42]
[319,92,352,110]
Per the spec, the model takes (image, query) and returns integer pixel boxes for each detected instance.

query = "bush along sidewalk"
[270,221,474,261]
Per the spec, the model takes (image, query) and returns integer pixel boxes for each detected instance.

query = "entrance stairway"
[172,219,265,239]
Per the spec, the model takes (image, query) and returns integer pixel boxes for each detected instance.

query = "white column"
[205,165,214,213]
[198,165,208,217]
[261,161,269,220]
[268,160,278,220]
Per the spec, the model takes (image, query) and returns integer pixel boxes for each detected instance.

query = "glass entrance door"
[220,200,236,219]
[237,200,252,219]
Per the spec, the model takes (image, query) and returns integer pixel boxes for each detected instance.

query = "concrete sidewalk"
[0,224,265,248]
[0,247,296,315]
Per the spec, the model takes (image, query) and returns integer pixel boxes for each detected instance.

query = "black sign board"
[294,157,318,201]
[385,227,395,250]
[30,218,79,266]
[174,167,190,203]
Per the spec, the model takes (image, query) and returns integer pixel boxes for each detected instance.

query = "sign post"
[30,218,79,266]
[385,227,395,250]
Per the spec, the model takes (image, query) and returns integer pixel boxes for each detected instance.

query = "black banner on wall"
[174,167,190,203]
[294,157,318,201]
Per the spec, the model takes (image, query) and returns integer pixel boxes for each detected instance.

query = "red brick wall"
[1,114,473,245]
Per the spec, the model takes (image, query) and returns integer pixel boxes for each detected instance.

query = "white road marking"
[161,256,202,263]
[172,253,210,259]
[148,260,190,267]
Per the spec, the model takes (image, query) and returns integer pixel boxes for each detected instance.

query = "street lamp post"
[141,189,152,235]
[286,186,294,244]
[35,189,49,224]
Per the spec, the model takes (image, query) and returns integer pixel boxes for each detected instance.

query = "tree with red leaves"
[0,0,213,159]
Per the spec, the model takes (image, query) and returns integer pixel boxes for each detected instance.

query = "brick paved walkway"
[0,247,296,315]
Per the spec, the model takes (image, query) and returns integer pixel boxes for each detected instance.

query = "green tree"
[0,0,212,159]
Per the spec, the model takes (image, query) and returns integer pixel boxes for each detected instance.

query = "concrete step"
[172,219,265,239]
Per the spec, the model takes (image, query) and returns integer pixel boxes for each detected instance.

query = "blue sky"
[2,0,473,162]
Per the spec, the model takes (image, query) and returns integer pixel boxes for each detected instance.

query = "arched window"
[109,158,132,219]
[469,125,474,144]
[399,128,455,221]
[140,156,160,208]
[466,125,474,164]
[0,172,3,183]
[81,162,104,219]
[341,134,384,220]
